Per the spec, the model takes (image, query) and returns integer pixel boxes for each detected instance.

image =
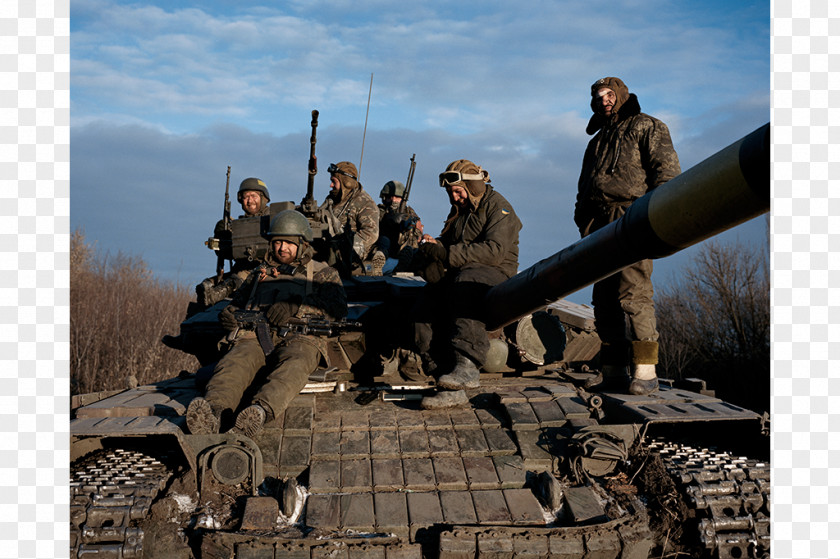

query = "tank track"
[70,448,172,559]
[648,439,771,559]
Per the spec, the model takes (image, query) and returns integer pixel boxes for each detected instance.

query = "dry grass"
[70,229,199,394]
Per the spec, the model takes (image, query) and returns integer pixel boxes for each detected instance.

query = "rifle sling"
[255,322,274,356]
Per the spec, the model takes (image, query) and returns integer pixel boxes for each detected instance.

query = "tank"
[70,123,770,559]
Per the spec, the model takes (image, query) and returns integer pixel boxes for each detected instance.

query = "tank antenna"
[358,73,373,181]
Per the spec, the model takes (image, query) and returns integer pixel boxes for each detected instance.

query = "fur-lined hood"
[586,93,641,135]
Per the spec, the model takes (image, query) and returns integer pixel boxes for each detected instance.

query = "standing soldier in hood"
[196,177,272,306]
[412,159,522,409]
[186,210,347,437]
[318,161,380,277]
[575,76,681,395]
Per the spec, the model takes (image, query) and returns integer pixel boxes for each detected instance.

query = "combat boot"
[370,250,387,276]
[628,364,658,395]
[186,397,221,434]
[421,390,469,409]
[584,365,628,392]
[436,353,480,390]
[628,341,659,395]
[234,404,267,438]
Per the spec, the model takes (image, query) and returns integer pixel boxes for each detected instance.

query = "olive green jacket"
[438,185,522,279]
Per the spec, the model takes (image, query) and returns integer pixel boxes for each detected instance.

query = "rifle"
[300,110,320,216]
[230,310,363,355]
[399,153,416,214]
[382,154,418,238]
[216,165,232,283]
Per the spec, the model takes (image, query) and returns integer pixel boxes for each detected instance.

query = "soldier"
[196,177,272,306]
[412,159,522,409]
[317,161,379,277]
[373,179,424,275]
[575,76,681,395]
[185,210,347,437]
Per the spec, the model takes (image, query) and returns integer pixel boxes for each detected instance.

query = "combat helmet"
[380,180,406,198]
[237,177,271,203]
[264,209,313,243]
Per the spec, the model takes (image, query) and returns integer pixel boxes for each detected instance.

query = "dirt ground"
[626,444,696,558]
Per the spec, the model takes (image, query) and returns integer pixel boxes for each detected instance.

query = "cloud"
[69,0,770,305]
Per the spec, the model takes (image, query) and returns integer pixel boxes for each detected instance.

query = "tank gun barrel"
[484,122,770,331]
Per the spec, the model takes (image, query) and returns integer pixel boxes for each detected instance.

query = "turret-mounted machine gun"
[204,110,330,268]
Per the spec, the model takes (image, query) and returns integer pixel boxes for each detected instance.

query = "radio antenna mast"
[358,73,373,181]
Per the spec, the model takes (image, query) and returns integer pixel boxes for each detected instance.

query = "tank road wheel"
[70,448,173,559]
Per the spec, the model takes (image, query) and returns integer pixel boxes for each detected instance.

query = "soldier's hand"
[266,301,300,328]
[218,304,240,331]
[401,215,418,232]
[420,241,447,263]
[421,260,446,284]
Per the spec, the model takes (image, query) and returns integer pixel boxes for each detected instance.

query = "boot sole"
[186,398,220,435]
[235,406,266,438]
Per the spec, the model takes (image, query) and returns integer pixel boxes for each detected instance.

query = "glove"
[218,305,240,331]
[421,260,446,284]
[401,215,418,232]
[265,301,300,328]
[420,241,447,262]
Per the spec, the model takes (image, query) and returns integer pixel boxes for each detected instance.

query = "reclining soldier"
[195,177,272,307]
[186,209,347,437]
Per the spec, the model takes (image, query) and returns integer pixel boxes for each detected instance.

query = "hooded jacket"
[438,185,522,278]
[575,93,681,232]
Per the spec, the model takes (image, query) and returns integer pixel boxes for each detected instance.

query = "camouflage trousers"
[413,263,508,369]
[205,336,320,421]
[591,258,659,349]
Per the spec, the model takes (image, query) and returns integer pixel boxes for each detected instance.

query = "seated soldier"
[185,210,347,437]
[196,177,272,307]
[372,180,424,275]
[316,161,379,278]
[411,159,522,409]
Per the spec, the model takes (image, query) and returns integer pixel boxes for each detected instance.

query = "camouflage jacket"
[230,246,347,322]
[575,94,680,230]
[378,203,423,256]
[320,187,380,259]
[438,185,522,279]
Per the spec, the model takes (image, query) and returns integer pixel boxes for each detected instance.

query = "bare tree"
[656,239,770,414]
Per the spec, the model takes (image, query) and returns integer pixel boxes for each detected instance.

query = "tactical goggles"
[439,170,486,187]
[328,163,357,181]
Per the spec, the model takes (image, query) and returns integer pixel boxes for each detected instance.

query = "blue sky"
[69,0,770,304]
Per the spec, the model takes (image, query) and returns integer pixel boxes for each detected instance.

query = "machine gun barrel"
[301,109,320,216]
[483,122,770,331]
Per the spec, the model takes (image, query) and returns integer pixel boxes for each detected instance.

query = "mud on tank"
[70,124,770,559]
